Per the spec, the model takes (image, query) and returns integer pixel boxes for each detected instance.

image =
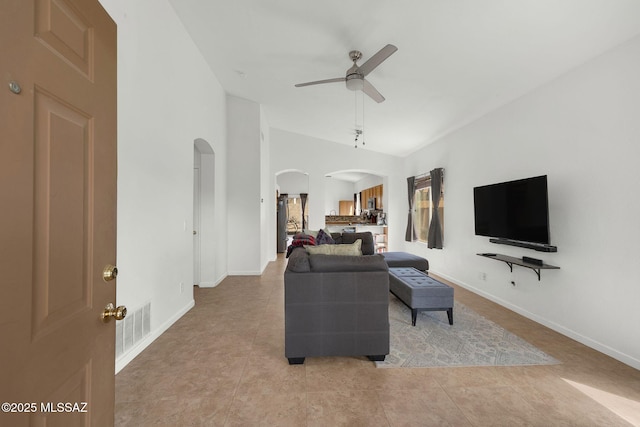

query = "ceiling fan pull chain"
[362,90,365,146]
[354,90,358,148]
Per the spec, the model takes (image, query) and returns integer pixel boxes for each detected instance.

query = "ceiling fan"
[295,44,398,103]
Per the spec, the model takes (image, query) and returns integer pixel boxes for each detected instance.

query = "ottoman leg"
[411,309,418,326]
[447,308,453,325]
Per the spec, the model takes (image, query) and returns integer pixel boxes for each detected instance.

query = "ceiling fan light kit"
[346,74,364,91]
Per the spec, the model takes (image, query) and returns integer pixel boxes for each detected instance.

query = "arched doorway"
[275,170,309,253]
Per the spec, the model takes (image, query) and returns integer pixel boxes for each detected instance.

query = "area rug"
[375,295,560,368]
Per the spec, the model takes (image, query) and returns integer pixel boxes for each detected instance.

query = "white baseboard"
[198,281,217,288]
[228,270,263,276]
[115,299,195,374]
[228,258,273,277]
[196,273,228,288]
[197,272,229,288]
[432,270,640,371]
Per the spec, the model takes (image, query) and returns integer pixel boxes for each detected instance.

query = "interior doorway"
[194,139,215,286]
[275,170,309,252]
[193,152,201,285]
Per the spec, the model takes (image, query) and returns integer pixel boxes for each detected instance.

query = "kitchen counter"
[324,215,371,225]
[325,215,387,236]
[324,215,385,225]
[325,224,386,233]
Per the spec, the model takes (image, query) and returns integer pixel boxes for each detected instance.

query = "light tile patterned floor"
[115,255,640,426]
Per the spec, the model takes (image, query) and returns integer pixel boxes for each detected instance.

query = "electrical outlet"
[478,272,487,281]
[180,282,184,293]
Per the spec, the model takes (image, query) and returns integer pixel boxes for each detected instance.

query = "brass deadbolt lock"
[102,303,127,322]
[103,265,118,282]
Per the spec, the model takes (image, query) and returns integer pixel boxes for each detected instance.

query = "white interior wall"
[99,0,228,372]
[403,35,640,369]
[270,130,405,250]
[260,108,275,266]
[227,96,263,274]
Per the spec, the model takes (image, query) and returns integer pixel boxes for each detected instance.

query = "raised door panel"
[32,88,93,339]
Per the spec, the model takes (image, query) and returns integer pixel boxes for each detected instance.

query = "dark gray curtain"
[299,193,308,231]
[405,176,415,242]
[427,168,443,249]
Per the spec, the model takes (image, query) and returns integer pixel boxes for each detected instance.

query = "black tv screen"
[474,175,550,245]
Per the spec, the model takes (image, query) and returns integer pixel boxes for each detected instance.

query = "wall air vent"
[115,302,151,357]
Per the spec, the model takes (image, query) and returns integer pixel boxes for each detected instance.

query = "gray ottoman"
[389,267,454,326]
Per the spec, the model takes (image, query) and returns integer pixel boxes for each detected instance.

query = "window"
[412,176,444,243]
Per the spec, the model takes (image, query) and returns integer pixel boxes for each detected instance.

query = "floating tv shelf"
[477,253,560,281]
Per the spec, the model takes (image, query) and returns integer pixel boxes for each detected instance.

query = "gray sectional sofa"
[284,231,430,364]
[284,248,390,364]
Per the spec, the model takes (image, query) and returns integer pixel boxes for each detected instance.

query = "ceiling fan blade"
[358,44,398,76]
[362,79,385,103]
[295,77,345,87]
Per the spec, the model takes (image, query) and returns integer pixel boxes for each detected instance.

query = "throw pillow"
[286,234,316,258]
[341,232,375,255]
[315,228,335,245]
[292,234,315,246]
[305,239,362,256]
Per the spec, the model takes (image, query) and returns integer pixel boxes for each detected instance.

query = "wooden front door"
[0,0,118,425]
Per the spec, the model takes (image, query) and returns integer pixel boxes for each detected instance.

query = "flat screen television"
[473,175,550,245]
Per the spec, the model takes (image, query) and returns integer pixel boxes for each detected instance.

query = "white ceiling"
[168,0,640,157]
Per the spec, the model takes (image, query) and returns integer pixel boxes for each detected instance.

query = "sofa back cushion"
[306,239,361,256]
[309,254,389,272]
[341,232,375,255]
